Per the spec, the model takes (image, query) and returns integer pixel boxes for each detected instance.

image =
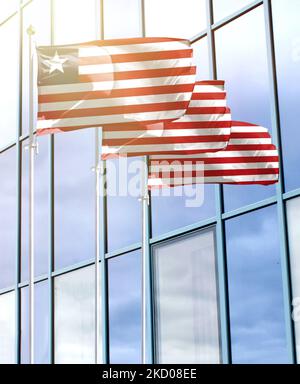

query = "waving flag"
[149,121,279,187]
[36,37,196,135]
[102,81,232,158]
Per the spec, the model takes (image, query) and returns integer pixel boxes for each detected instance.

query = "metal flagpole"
[27,25,37,365]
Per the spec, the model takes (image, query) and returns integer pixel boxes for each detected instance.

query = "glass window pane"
[0,0,18,24]
[193,37,210,81]
[225,207,289,363]
[22,0,51,137]
[54,265,97,364]
[213,0,253,22]
[21,281,50,364]
[104,0,141,39]
[0,15,19,149]
[108,251,141,363]
[0,147,16,290]
[272,0,300,192]
[286,197,300,362]
[153,229,221,363]
[21,136,49,281]
[145,0,207,38]
[53,0,98,44]
[106,157,141,252]
[54,129,95,270]
[0,291,16,364]
[215,6,276,212]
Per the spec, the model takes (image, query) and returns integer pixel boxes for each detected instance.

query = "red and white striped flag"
[149,121,279,187]
[36,37,196,135]
[102,81,232,158]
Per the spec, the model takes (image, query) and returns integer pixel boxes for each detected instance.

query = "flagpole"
[27,25,36,365]
[141,156,150,364]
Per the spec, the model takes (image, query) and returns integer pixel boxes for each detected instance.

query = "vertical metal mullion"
[206,0,231,364]
[49,0,55,364]
[140,0,154,364]
[98,0,109,364]
[263,0,296,363]
[15,0,23,365]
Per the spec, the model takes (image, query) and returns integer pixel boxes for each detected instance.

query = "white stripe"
[188,99,227,108]
[39,93,192,112]
[102,142,229,154]
[103,128,231,139]
[38,75,196,95]
[78,58,193,74]
[37,110,188,129]
[150,150,279,160]
[230,126,268,133]
[78,41,190,57]
[193,85,224,93]
[176,113,232,122]
[229,138,272,145]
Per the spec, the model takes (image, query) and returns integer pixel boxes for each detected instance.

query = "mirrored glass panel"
[145,0,207,38]
[153,229,221,363]
[54,129,95,270]
[104,0,141,39]
[225,207,289,363]
[54,265,97,364]
[0,15,19,149]
[215,6,276,211]
[193,37,210,81]
[272,0,300,192]
[21,281,50,364]
[0,291,16,364]
[0,147,16,290]
[108,250,141,363]
[0,0,18,24]
[286,197,300,362]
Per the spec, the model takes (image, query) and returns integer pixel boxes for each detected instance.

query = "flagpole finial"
[27,25,35,36]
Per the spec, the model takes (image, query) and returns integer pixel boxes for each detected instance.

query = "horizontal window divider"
[150,217,217,245]
[222,196,277,220]
[105,242,142,260]
[0,286,16,296]
[190,30,208,44]
[17,274,48,289]
[283,188,300,202]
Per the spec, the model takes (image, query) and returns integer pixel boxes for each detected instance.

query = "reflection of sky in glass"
[21,281,50,364]
[0,147,16,290]
[21,136,49,281]
[226,206,288,363]
[153,230,221,363]
[0,291,15,364]
[286,197,300,361]
[108,251,141,363]
[0,0,18,24]
[0,15,19,149]
[215,6,276,212]
[54,265,97,364]
[54,129,95,270]
[272,0,300,192]
[145,0,207,38]
[213,0,253,22]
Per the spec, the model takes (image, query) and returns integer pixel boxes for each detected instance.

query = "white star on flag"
[44,51,68,74]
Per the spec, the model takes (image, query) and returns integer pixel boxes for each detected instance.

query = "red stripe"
[191,92,226,100]
[38,101,189,119]
[156,179,279,187]
[230,132,271,139]
[38,84,195,104]
[226,144,276,151]
[164,121,232,129]
[79,49,193,65]
[103,135,230,146]
[231,121,257,127]
[186,107,229,115]
[79,66,196,82]
[196,80,225,86]
[150,156,279,165]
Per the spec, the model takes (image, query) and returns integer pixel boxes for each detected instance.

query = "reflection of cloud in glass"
[54,265,97,364]
[108,250,141,363]
[226,206,289,363]
[0,147,16,290]
[0,291,15,364]
[153,230,221,363]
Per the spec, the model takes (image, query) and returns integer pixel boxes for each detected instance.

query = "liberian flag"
[149,121,279,187]
[36,37,196,135]
[102,81,232,158]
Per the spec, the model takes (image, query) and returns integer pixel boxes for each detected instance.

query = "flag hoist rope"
[27,25,37,365]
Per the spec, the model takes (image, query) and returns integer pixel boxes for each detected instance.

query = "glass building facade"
[0,0,299,364]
